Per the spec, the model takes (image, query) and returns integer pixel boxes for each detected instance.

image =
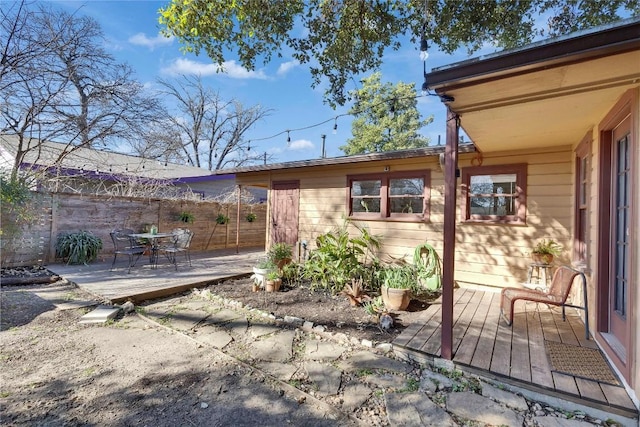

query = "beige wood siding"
[235,147,574,289]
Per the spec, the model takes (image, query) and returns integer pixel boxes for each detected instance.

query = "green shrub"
[303,221,381,294]
[55,231,103,265]
[215,213,229,224]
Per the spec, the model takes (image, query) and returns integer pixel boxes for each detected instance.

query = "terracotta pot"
[381,286,411,311]
[276,258,292,270]
[265,279,281,292]
[532,253,554,265]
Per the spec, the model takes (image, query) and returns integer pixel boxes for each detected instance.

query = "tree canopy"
[158,0,639,106]
[340,72,431,155]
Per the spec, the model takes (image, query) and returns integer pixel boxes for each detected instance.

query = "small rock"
[361,339,373,348]
[284,315,304,325]
[376,343,393,352]
[312,325,326,333]
[200,402,209,409]
[302,321,314,330]
[121,301,135,314]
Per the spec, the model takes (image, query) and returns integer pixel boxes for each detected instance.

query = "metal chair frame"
[110,229,146,273]
[157,229,193,270]
[500,265,589,340]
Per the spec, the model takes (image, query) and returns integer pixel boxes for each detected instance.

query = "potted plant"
[179,211,194,223]
[531,238,562,265]
[265,270,282,292]
[253,258,277,288]
[245,212,257,222]
[413,243,442,292]
[55,230,103,265]
[268,242,293,270]
[379,264,415,311]
[216,213,229,225]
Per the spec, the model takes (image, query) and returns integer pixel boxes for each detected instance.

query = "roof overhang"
[426,17,640,152]
[216,145,477,175]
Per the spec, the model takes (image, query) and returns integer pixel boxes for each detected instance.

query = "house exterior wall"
[235,146,574,289]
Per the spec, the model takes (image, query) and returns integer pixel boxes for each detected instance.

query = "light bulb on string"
[333,119,338,134]
[287,131,291,145]
[247,141,251,151]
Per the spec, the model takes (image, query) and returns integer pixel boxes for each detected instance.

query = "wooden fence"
[0,192,267,267]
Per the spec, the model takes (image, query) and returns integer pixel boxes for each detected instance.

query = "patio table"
[129,232,175,267]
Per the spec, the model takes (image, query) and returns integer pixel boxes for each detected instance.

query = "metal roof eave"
[215,144,477,175]
[426,16,640,91]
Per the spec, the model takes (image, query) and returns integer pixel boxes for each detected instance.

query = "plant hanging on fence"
[216,213,229,224]
[245,212,257,222]
[179,211,195,223]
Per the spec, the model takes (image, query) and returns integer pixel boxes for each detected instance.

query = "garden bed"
[206,276,436,345]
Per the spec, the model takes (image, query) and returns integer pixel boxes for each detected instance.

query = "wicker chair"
[500,265,589,339]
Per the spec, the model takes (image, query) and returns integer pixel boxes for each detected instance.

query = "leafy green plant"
[268,242,293,262]
[413,243,442,292]
[363,296,384,316]
[379,264,416,290]
[255,258,277,270]
[266,270,280,280]
[55,231,103,265]
[245,212,257,222]
[179,211,194,223]
[532,238,562,256]
[303,221,381,294]
[215,213,229,224]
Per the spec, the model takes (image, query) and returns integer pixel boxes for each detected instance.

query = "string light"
[246,92,445,148]
[247,141,251,151]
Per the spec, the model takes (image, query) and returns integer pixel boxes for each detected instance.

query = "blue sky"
[52,1,486,164]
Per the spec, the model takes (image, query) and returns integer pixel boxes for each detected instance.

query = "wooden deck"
[393,287,638,419]
[47,248,264,303]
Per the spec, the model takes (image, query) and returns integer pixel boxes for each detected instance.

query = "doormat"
[545,341,619,385]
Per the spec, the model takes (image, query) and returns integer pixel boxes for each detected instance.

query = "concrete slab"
[78,305,120,324]
[482,382,529,411]
[225,317,249,336]
[304,339,346,361]
[385,392,456,427]
[168,308,210,331]
[257,362,299,382]
[364,373,407,389]
[341,383,372,412]
[340,351,411,374]
[420,369,455,393]
[250,330,295,362]
[305,361,341,396]
[446,391,524,426]
[204,308,243,325]
[53,300,99,311]
[193,327,233,349]
[249,323,280,338]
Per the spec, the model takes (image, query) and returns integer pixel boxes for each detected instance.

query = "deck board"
[526,305,554,389]
[454,291,493,365]
[470,292,500,370]
[392,287,638,419]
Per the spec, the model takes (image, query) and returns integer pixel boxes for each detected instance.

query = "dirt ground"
[0,267,434,426]
[205,276,434,345]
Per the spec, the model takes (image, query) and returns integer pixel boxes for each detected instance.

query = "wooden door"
[270,181,299,246]
[609,116,631,348]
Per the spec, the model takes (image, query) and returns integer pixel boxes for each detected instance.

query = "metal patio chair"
[110,229,146,273]
[157,228,193,270]
[500,265,589,339]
